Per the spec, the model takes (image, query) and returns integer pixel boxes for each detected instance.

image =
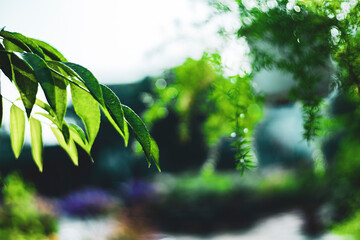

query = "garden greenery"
[143,53,263,174]
[0,27,159,172]
[143,0,360,174]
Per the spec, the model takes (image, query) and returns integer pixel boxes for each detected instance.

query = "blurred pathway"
[159,212,341,240]
[58,216,118,240]
[57,212,342,240]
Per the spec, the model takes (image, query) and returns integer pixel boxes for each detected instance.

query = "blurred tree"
[143,53,263,174]
[143,0,360,176]
[0,27,159,172]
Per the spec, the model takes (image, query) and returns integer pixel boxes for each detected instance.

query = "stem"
[47,68,90,93]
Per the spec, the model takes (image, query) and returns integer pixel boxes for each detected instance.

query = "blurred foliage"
[236,0,336,141]
[144,53,263,174]
[145,169,325,234]
[333,210,360,239]
[0,173,57,240]
[232,0,360,237]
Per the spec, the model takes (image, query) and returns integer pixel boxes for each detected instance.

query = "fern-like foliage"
[144,53,263,174]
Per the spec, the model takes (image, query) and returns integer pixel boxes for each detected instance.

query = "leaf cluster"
[0,28,159,172]
[236,0,337,141]
[144,53,263,174]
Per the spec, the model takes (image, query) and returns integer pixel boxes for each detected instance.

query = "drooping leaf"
[14,52,56,114]
[1,31,45,58]
[47,61,82,83]
[70,83,100,147]
[69,123,87,145]
[100,85,128,145]
[61,123,70,144]
[35,99,55,117]
[10,104,25,159]
[68,123,93,162]
[52,70,67,122]
[46,61,70,123]
[30,38,67,61]
[150,137,161,172]
[122,105,152,164]
[30,117,43,172]
[0,43,13,80]
[3,39,24,52]
[0,31,32,52]
[35,112,56,124]
[63,62,104,106]
[10,53,38,117]
[51,127,78,166]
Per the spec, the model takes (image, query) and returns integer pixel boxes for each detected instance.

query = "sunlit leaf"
[10,104,25,159]
[150,137,161,172]
[47,61,82,83]
[70,83,100,147]
[69,123,93,162]
[14,52,56,112]
[101,85,128,145]
[30,117,43,172]
[122,105,152,165]
[10,53,38,117]
[0,31,32,52]
[69,123,87,145]
[30,38,67,61]
[35,99,55,116]
[35,112,56,124]
[63,62,104,106]
[51,127,78,166]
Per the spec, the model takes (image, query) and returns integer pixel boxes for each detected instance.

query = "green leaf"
[52,70,68,122]
[69,123,87,145]
[3,39,24,52]
[100,85,129,145]
[51,127,78,166]
[35,112,56,124]
[30,117,43,172]
[0,31,32,52]
[0,26,5,32]
[61,123,70,144]
[70,83,100,147]
[150,137,161,172]
[15,52,57,111]
[47,61,82,83]
[10,104,25,159]
[46,61,70,123]
[0,31,45,58]
[63,62,104,106]
[68,124,93,162]
[30,39,67,61]
[10,53,38,117]
[122,105,152,165]
[0,95,2,128]
[35,99,55,117]
[0,43,13,80]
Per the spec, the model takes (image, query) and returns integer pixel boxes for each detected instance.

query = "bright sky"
[0,0,247,145]
[0,0,243,84]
